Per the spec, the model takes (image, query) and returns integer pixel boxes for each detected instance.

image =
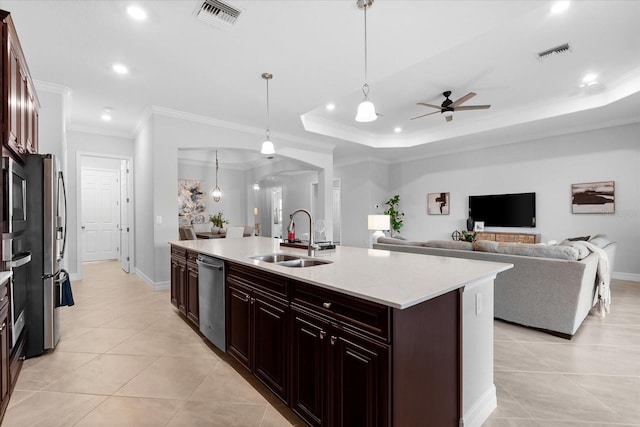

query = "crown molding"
[34,80,72,95]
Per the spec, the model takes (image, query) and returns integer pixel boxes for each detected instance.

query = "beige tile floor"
[2,261,639,426]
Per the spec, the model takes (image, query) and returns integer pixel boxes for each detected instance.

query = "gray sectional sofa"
[373,236,616,338]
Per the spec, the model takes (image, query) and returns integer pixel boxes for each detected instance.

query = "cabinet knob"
[0,322,5,332]
[250,297,255,304]
[319,330,326,340]
[322,302,332,309]
[330,335,337,345]
[239,293,250,302]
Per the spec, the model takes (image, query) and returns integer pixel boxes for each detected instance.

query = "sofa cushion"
[376,237,425,246]
[589,234,613,249]
[559,240,590,260]
[424,240,473,251]
[473,240,579,260]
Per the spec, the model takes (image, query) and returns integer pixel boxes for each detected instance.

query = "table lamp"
[368,214,390,243]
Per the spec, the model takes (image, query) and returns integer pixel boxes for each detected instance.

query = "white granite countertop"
[0,271,12,285]
[170,237,512,310]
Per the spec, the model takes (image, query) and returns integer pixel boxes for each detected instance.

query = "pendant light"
[261,72,276,155]
[355,0,377,123]
[211,150,222,202]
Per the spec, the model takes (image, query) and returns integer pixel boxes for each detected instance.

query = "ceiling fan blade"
[454,105,491,111]
[410,111,440,120]
[416,102,442,110]
[445,115,453,122]
[451,92,476,108]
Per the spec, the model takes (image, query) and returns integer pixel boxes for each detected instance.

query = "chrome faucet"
[287,209,317,257]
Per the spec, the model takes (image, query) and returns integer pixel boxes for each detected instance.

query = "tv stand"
[476,231,541,244]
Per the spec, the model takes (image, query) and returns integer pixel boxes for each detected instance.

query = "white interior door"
[81,168,120,261]
[119,160,130,273]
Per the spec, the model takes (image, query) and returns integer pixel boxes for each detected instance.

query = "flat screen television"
[469,192,536,228]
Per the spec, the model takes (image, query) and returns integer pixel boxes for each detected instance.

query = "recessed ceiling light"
[101,108,113,121]
[394,127,402,133]
[551,1,570,14]
[582,73,598,83]
[112,64,128,75]
[326,104,335,111]
[127,5,147,21]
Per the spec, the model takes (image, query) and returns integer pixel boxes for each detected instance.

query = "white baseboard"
[612,272,640,282]
[135,268,170,291]
[463,384,497,427]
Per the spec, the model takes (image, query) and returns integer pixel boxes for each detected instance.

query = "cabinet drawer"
[227,262,287,298]
[171,246,187,258]
[186,250,199,268]
[292,281,390,341]
[477,233,495,241]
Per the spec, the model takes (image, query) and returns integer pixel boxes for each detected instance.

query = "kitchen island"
[169,237,512,427]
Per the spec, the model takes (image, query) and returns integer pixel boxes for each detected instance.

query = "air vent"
[196,0,243,29]
[537,43,571,60]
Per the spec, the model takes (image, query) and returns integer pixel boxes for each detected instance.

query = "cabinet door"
[7,42,21,154]
[253,291,288,403]
[178,261,187,315]
[170,259,180,308]
[186,265,199,326]
[0,304,9,408]
[291,307,330,427]
[227,279,252,369]
[331,329,390,427]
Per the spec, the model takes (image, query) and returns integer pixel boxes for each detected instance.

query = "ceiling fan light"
[261,138,275,155]
[355,100,377,122]
[443,110,453,118]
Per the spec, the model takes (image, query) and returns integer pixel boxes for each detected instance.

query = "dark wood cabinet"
[227,264,289,403]
[291,307,329,427]
[290,305,390,427]
[170,246,199,326]
[186,252,199,326]
[330,327,389,427]
[0,279,10,419]
[171,247,464,427]
[2,10,40,160]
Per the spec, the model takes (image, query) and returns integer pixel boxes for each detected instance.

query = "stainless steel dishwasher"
[196,255,226,352]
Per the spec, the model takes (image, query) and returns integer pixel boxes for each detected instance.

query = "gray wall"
[335,160,390,248]
[177,160,247,227]
[134,116,155,283]
[388,122,640,277]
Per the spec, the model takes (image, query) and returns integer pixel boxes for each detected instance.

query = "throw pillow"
[559,240,590,260]
[376,237,423,246]
[566,235,590,242]
[589,234,612,249]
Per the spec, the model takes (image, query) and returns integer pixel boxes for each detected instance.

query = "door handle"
[81,226,85,230]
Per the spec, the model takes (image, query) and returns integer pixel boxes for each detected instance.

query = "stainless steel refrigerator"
[24,154,67,358]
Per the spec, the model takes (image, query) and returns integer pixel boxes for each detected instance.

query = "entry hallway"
[2,261,639,426]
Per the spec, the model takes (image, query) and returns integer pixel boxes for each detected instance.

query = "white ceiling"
[2,0,639,166]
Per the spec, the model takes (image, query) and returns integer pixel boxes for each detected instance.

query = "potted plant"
[383,195,405,237]
[209,212,229,233]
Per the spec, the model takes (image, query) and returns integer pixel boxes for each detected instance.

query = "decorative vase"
[211,226,220,234]
[466,216,474,232]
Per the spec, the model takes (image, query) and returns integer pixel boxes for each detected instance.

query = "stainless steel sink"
[250,254,332,268]
[278,258,333,268]
[251,254,300,263]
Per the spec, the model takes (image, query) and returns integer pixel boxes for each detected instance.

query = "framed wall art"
[178,179,206,225]
[427,192,450,215]
[571,181,615,214]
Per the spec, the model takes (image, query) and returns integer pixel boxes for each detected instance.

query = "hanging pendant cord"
[215,150,219,186]
[266,78,271,139]
[364,4,368,85]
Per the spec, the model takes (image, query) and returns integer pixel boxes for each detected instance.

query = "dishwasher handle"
[196,257,223,271]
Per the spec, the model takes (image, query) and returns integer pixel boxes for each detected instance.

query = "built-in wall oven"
[2,157,31,347]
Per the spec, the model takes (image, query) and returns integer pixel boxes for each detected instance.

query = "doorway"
[77,153,133,279]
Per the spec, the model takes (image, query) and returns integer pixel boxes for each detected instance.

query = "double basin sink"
[250,254,332,268]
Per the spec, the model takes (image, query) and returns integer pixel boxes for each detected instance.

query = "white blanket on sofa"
[580,241,611,316]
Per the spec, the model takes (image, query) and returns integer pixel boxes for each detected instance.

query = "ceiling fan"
[411,91,491,122]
